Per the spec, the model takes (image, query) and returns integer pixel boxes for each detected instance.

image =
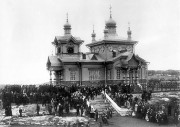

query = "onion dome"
[106,17,116,27]
[106,6,116,27]
[64,22,71,28]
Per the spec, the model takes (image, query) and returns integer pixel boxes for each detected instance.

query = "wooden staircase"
[89,94,118,116]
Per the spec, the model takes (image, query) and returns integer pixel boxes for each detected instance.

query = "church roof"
[81,54,104,62]
[107,52,147,64]
[53,35,84,45]
[55,35,83,42]
[135,55,147,64]
[58,53,104,63]
[47,52,147,69]
[107,52,133,62]
[47,56,63,67]
[59,56,80,62]
[86,37,137,47]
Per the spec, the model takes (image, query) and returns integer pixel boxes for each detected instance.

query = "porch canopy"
[47,56,63,71]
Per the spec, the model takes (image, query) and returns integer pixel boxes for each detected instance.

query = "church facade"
[46,12,148,91]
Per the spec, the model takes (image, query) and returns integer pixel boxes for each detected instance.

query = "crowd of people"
[0,84,122,126]
[0,84,104,117]
[0,83,179,126]
[132,97,179,125]
[106,86,180,125]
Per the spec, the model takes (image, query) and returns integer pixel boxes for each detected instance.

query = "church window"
[116,69,121,79]
[107,70,111,79]
[70,70,76,81]
[67,47,74,54]
[57,47,61,54]
[89,70,100,80]
[58,71,63,80]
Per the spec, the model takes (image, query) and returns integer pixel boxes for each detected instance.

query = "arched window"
[67,47,74,54]
[57,47,61,54]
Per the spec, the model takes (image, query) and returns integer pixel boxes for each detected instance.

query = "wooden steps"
[89,95,118,116]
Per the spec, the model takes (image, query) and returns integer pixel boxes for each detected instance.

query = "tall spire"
[110,5,112,18]
[66,13,68,23]
[91,25,96,42]
[127,22,132,40]
[64,13,71,35]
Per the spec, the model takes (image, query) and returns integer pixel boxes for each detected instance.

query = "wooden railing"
[146,81,180,92]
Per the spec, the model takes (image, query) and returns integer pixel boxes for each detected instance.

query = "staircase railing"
[104,92,132,116]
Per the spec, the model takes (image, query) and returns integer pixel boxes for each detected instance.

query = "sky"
[0,0,179,84]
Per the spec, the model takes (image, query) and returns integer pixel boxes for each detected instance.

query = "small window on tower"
[57,47,61,54]
[67,47,74,54]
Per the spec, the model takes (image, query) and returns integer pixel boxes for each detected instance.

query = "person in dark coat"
[76,104,80,116]
[87,105,91,116]
[106,108,110,119]
[109,108,113,118]
[65,102,69,114]
[147,91,152,100]
[95,109,99,121]
[58,103,63,116]
[19,108,22,117]
[137,104,142,118]
[168,103,171,116]
[141,105,147,119]
[5,106,8,116]
[47,104,52,115]
[174,107,179,126]
[54,99,58,113]
[36,104,40,116]
[151,108,156,123]
[80,105,84,116]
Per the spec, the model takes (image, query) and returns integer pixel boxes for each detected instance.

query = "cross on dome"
[106,5,116,26]
[128,22,131,30]
[91,25,96,42]
[66,13,69,23]
[64,13,71,35]
[110,5,112,18]
[127,22,132,40]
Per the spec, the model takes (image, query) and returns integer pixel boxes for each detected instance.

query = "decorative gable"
[91,54,98,60]
[67,36,77,43]
[55,35,83,45]
[66,39,75,47]
[128,55,139,67]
